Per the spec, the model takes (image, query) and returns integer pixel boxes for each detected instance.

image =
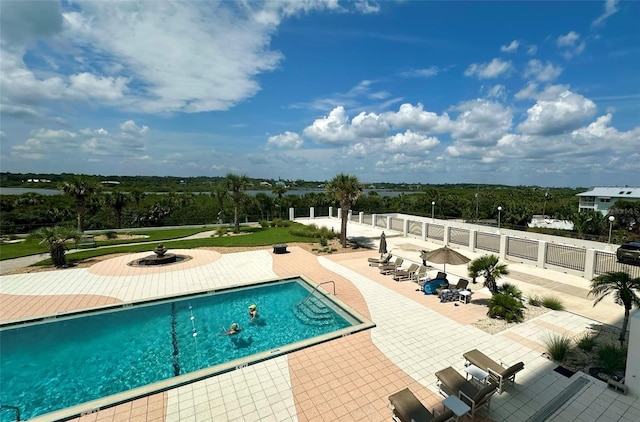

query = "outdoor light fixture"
[431,201,436,222]
[608,215,615,244]
[497,206,502,230]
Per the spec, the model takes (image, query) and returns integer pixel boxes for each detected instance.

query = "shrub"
[500,282,523,301]
[259,220,269,228]
[528,294,542,306]
[487,293,525,322]
[544,334,572,362]
[215,226,228,237]
[576,333,597,352]
[541,296,565,310]
[320,236,328,247]
[597,343,627,374]
[105,231,118,239]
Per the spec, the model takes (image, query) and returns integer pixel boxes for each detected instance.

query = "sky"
[0,0,638,188]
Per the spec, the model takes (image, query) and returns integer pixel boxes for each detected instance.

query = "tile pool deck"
[1,225,640,421]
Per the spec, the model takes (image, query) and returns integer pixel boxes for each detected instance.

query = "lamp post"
[608,216,615,244]
[431,201,435,222]
[497,206,502,231]
[542,191,548,218]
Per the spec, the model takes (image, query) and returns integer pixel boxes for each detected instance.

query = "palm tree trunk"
[50,242,67,267]
[234,205,240,233]
[620,307,630,344]
[485,276,499,295]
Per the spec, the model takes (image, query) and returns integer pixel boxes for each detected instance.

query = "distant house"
[260,181,272,187]
[576,186,640,215]
[101,181,121,185]
[528,215,574,230]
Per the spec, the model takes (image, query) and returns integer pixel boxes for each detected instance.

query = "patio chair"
[368,253,392,267]
[380,258,404,275]
[435,366,498,420]
[462,349,525,393]
[414,265,429,283]
[392,263,420,281]
[437,277,469,298]
[388,388,455,422]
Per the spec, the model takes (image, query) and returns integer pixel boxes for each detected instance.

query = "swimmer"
[248,304,258,321]
[220,322,242,336]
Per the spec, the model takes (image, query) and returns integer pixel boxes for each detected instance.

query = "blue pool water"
[0,278,361,421]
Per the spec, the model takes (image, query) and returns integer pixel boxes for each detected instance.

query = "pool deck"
[1,220,639,422]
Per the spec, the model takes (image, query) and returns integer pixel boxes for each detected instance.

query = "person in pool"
[220,322,242,336]
[248,304,258,321]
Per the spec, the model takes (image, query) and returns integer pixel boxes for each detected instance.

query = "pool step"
[294,295,335,326]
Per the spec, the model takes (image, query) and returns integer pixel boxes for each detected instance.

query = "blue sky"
[1,0,638,187]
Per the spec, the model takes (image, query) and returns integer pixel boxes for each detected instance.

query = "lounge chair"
[368,253,392,267]
[380,258,403,275]
[388,388,455,422]
[421,274,448,295]
[435,367,497,420]
[392,263,420,281]
[437,277,469,298]
[463,349,525,393]
[414,265,429,283]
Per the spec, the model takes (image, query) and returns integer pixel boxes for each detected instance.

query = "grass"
[544,334,572,362]
[597,343,627,374]
[541,295,565,310]
[0,227,214,261]
[575,333,597,352]
[32,226,320,266]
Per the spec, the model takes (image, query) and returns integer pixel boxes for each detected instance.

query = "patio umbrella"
[423,246,471,272]
[378,231,387,257]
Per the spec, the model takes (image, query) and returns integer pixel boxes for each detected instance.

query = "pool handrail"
[298,280,336,308]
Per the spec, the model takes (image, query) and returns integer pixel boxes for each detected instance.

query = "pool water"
[0,278,359,421]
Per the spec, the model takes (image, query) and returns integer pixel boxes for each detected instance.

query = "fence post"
[443,223,450,246]
[499,235,508,260]
[329,206,333,218]
[584,249,596,280]
[310,207,315,219]
[469,229,477,251]
[386,216,391,230]
[372,214,377,227]
[348,209,352,222]
[403,218,409,236]
[359,211,364,224]
[289,207,295,220]
[537,240,547,269]
[422,222,427,240]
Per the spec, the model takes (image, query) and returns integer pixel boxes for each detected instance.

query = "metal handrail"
[298,281,336,308]
[0,404,21,421]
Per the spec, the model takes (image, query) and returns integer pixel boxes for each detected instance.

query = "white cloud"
[592,0,620,27]
[381,103,451,133]
[500,40,519,53]
[523,60,563,82]
[267,131,304,149]
[10,120,149,160]
[517,90,596,136]
[464,58,513,79]
[556,31,586,59]
[303,106,388,144]
[385,130,439,153]
[515,83,571,101]
[486,85,507,100]
[354,0,380,14]
[399,66,439,78]
[448,99,513,147]
[527,45,538,55]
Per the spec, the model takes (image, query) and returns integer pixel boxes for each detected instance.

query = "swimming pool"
[0,276,374,421]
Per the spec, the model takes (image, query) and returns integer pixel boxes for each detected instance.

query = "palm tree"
[106,191,130,229]
[31,226,80,267]
[60,178,101,232]
[272,183,287,218]
[468,254,509,295]
[224,173,251,233]
[589,271,640,344]
[326,173,363,248]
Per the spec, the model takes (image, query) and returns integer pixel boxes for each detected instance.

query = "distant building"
[260,181,272,187]
[576,186,640,215]
[528,215,574,230]
[101,181,121,185]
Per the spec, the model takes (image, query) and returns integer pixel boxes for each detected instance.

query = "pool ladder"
[295,281,336,326]
[0,404,21,421]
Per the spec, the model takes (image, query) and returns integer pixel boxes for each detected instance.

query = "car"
[616,241,640,265]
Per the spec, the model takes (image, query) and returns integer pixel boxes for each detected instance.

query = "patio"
[1,224,639,421]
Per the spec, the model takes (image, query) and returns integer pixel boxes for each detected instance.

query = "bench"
[76,235,97,249]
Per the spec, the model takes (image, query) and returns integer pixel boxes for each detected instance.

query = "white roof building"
[576,186,640,215]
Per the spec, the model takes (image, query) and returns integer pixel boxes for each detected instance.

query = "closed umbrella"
[424,246,471,272]
[378,231,388,257]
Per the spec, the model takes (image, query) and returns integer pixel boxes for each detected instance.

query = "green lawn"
[30,226,320,266]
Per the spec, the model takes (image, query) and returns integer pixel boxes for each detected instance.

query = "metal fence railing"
[427,224,444,241]
[449,227,469,246]
[363,214,372,225]
[476,232,500,253]
[546,244,586,271]
[390,217,403,232]
[507,238,538,262]
[314,207,330,217]
[408,221,422,236]
[594,251,640,278]
[376,217,387,229]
